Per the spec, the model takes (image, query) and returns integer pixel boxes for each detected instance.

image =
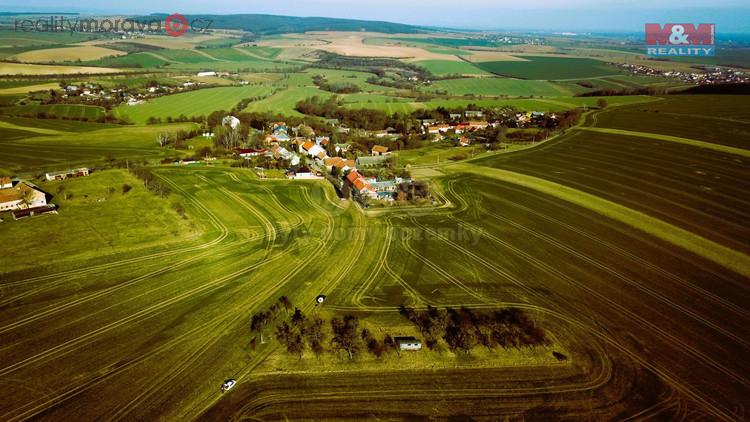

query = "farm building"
[236,148,268,158]
[0,182,47,212]
[371,145,391,156]
[288,166,321,180]
[394,336,422,351]
[45,168,89,181]
[0,177,12,189]
[324,157,356,172]
[356,156,387,168]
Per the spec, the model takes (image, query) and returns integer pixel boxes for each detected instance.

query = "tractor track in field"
[1,170,330,421]
[183,179,346,420]
[478,178,750,295]
[436,183,750,388]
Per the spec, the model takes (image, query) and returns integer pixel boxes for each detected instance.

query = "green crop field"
[114,85,275,124]
[475,56,621,80]
[416,60,491,76]
[244,86,330,116]
[429,77,574,96]
[587,95,750,148]
[2,126,748,419]
[1,103,105,120]
[0,120,197,173]
[1,22,750,422]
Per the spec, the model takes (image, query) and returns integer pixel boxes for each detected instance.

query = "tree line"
[128,167,171,198]
[399,305,549,354]
[250,297,404,360]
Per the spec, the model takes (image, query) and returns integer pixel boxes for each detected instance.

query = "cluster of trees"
[128,167,171,198]
[296,96,391,130]
[250,298,402,360]
[393,180,429,202]
[313,52,433,81]
[312,74,361,94]
[8,110,130,125]
[578,87,669,97]
[399,305,548,354]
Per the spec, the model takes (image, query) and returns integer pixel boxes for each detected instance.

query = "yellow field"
[0,62,122,75]
[10,46,126,63]
[261,32,462,60]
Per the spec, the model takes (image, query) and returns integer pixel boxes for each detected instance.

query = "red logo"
[645,23,714,46]
[165,13,188,37]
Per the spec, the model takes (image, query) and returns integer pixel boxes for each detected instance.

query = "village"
[611,61,750,85]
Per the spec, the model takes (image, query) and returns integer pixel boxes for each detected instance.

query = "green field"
[429,77,575,96]
[0,120,197,173]
[114,85,275,124]
[475,56,621,80]
[587,95,750,148]
[1,103,105,120]
[1,26,750,422]
[416,60,491,76]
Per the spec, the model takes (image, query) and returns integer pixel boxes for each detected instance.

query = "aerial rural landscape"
[0,1,749,420]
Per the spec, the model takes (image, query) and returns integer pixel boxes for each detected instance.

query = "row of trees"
[128,167,171,198]
[249,297,404,360]
[312,74,361,94]
[399,305,548,354]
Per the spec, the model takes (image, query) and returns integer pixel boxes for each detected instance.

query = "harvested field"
[0,62,121,75]
[10,46,126,63]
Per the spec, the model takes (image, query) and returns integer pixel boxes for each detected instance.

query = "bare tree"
[157,132,170,149]
[331,315,361,360]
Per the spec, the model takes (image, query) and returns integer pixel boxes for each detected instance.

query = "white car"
[222,379,237,392]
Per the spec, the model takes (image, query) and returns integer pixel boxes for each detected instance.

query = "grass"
[475,56,620,80]
[0,169,196,269]
[114,85,274,124]
[244,86,329,116]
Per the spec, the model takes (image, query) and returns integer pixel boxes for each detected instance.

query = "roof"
[301,141,315,151]
[372,145,389,153]
[296,166,312,174]
[45,168,89,177]
[236,148,267,154]
[0,182,43,204]
[352,178,372,191]
[346,171,362,184]
[0,176,11,185]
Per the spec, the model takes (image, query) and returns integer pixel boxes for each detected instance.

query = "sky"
[1,0,749,33]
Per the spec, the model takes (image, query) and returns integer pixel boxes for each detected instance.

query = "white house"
[0,182,47,212]
[288,166,322,180]
[0,177,12,189]
[45,168,89,181]
[197,71,217,77]
[395,336,422,351]
[222,115,241,130]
